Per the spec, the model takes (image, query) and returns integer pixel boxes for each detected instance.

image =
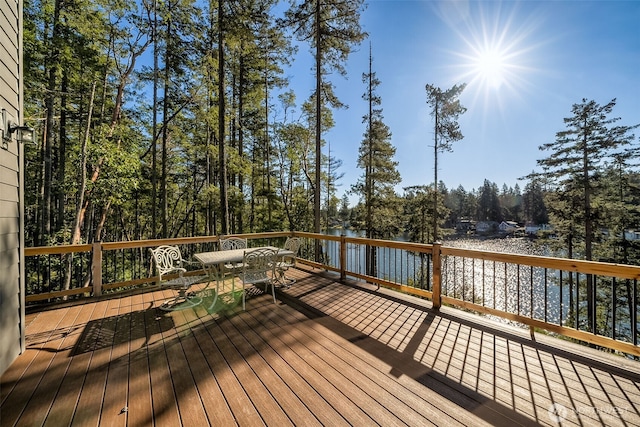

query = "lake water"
[325,229,566,325]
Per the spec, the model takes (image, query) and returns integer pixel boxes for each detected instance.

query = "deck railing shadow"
[277,273,640,426]
[71,301,176,356]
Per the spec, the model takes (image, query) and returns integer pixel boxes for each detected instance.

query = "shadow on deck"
[2,266,639,426]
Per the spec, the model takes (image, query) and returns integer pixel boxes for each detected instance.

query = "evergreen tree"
[403,186,447,243]
[443,184,477,230]
[522,175,548,225]
[537,98,638,261]
[402,185,446,290]
[476,180,501,222]
[351,46,401,275]
[227,0,293,233]
[325,147,344,228]
[536,98,638,332]
[599,158,640,264]
[499,184,523,222]
[425,83,466,241]
[338,194,350,226]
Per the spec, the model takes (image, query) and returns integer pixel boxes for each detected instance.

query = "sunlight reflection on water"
[442,237,563,326]
[443,236,545,256]
[330,230,564,326]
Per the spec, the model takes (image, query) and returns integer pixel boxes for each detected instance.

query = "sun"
[461,36,523,94]
[473,48,509,89]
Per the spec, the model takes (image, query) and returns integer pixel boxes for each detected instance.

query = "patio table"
[194,246,294,310]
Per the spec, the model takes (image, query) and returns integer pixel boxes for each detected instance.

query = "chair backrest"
[151,245,184,279]
[242,248,277,282]
[283,237,302,255]
[220,236,248,251]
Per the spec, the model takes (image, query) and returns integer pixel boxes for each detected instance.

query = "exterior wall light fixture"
[2,109,35,150]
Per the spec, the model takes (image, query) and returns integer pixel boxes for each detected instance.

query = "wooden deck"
[2,267,640,426]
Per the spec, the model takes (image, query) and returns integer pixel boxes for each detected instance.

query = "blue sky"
[279,0,640,204]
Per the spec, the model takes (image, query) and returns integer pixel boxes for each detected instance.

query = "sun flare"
[474,48,508,88]
[462,37,522,94]
[441,2,544,113]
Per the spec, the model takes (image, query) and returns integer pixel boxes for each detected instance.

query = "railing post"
[340,233,346,282]
[432,241,442,310]
[92,242,102,296]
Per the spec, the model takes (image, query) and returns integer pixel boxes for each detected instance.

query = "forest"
[22,0,640,265]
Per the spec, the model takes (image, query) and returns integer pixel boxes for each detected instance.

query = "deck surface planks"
[2,267,640,426]
[41,298,107,427]
[2,303,86,426]
[121,291,153,427]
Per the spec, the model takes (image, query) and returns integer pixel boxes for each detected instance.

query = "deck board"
[2,267,640,426]
[70,297,119,426]
[277,294,493,426]
[42,300,102,427]
[241,307,355,426]
[216,311,315,426]
[101,294,133,427]
[122,292,153,427]
[178,307,237,426]
[190,316,263,426]
[142,290,182,427]
[162,309,210,427]
[2,303,85,426]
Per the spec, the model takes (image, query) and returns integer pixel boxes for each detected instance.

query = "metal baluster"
[544,268,548,323]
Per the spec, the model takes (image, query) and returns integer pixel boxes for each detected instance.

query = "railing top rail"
[291,232,434,253]
[25,244,93,255]
[442,246,640,280]
[292,231,341,242]
[343,236,434,253]
[102,236,220,251]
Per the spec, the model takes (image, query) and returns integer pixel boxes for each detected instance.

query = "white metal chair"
[241,247,278,310]
[219,236,248,251]
[219,236,248,286]
[150,245,207,311]
[275,237,301,287]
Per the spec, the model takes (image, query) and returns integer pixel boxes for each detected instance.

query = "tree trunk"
[314,0,322,261]
[433,96,439,242]
[66,82,96,291]
[161,16,172,238]
[218,0,230,234]
[42,0,63,242]
[93,200,111,242]
[151,0,159,238]
[70,82,97,245]
[366,48,373,275]
[56,72,68,231]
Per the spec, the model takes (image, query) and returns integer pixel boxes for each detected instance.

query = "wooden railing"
[24,232,292,302]
[24,232,640,357]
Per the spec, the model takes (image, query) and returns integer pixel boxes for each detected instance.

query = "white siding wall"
[0,0,24,375]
